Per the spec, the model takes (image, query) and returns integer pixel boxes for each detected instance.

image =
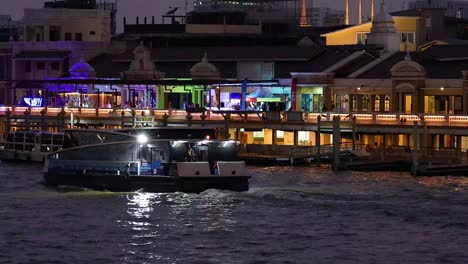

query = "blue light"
[23,97,43,107]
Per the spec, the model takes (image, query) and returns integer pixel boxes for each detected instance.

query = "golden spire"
[300,0,311,27]
[345,0,350,25]
[371,0,375,21]
[358,0,363,24]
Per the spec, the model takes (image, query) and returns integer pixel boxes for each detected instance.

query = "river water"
[1,162,468,264]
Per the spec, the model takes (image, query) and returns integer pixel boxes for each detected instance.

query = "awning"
[246,87,281,102]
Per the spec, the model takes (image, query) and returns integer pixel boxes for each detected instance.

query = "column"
[332,116,341,171]
[316,115,321,165]
[324,87,332,112]
[464,90,468,114]
[399,92,403,113]
[352,115,357,150]
[272,129,278,145]
[293,131,299,146]
[423,121,428,156]
[411,121,419,175]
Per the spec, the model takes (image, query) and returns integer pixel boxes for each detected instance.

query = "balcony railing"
[1,107,467,127]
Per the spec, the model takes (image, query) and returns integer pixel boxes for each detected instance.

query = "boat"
[0,131,64,162]
[0,127,216,162]
[43,129,250,193]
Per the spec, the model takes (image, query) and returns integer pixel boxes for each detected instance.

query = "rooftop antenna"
[166,6,179,15]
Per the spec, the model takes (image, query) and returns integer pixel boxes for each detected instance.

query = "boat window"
[25,133,36,144]
[14,132,25,142]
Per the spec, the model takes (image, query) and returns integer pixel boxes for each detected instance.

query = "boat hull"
[43,172,250,193]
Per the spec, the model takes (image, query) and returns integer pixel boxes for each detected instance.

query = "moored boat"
[0,131,64,162]
[43,132,250,193]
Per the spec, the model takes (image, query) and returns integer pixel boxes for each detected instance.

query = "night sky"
[5,0,407,30]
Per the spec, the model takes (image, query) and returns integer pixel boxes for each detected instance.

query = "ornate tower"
[299,0,311,27]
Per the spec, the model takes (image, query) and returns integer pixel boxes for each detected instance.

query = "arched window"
[352,96,358,112]
[374,95,381,112]
[384,95,390,112]
[362,95,369,112]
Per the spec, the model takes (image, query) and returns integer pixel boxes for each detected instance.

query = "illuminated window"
[401,32,415,43]
[362,95,369,112]
[276,130,284,139]
[384,95,390,112]
[374,95,380,112]
[253,131,264,141]
[356,32,367,44]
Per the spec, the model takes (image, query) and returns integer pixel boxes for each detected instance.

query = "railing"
[241,142,364,158]
[2,107,468,127]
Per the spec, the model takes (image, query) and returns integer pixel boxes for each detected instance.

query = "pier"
[1,106,468,175]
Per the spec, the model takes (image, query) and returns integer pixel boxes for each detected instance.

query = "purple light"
[24,97,43,107]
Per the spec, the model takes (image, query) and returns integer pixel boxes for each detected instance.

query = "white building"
[409,0,468,19]
[310,7,346,27]
[23,7,112,42]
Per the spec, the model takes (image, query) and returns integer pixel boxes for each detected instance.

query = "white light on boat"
[137,134,148,144]
[223,140,236,147]
[205,135,210,140]
[198,140,211,145]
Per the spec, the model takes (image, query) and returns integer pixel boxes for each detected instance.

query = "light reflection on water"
[1,162,468,263]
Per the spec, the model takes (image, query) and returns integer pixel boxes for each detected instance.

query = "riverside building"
[2,1,468,154]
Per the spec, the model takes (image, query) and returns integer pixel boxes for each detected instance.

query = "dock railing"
[3,107,468,128]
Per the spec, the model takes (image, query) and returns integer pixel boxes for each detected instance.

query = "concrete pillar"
[224,113,230,139]
[381,134,386,160]
[24,109,31,131]
[58,108,66,132]
[324,87,332,112]
[423,121,428,156]
[464,90,468,114]
[457,135,462,151]
[41,109,48,131]
[316,115,321,165]
[121,111,125,127]
[186,113,193,127]
[399,92,403,113]
[332,116,341,171]
[5,109,11,134]
[162,112,169,127]
[200,112,207,127]
[272,129,278,145]
[352,115,356,150]
[411,121,419,175]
